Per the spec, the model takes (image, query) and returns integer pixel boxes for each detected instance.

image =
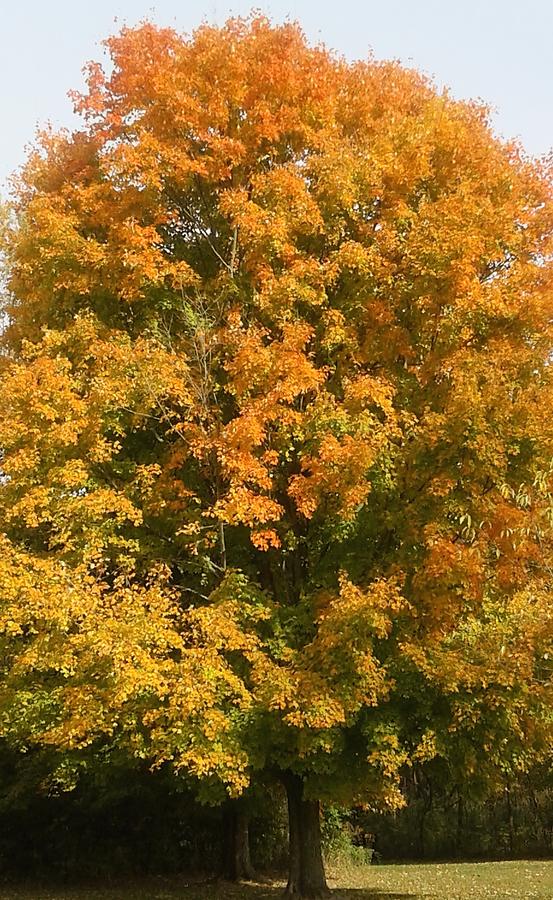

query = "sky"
[1,0,552,190]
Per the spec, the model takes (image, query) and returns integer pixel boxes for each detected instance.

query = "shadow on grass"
[204,882,421,900]
[0,878,423,900]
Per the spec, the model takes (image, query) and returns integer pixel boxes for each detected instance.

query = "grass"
[0,860,552,899]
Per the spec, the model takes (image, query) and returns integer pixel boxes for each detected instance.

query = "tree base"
[283,886,333,899]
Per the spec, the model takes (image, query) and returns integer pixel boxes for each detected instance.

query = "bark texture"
[223,801,255,881]
[283,773,331,899]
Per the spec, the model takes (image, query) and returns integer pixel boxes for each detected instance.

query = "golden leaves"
[1,13,553,801]
[250,529,281,550]
[0,535,183,754]
[287,377,398,520]
[288,434,375,518]
[213,487,283,529]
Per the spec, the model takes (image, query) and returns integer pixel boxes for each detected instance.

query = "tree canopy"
[1,15,553,898]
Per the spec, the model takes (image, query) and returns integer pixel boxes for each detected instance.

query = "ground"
[0,861,552,899]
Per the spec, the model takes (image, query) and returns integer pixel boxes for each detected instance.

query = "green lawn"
[1,860,552,899]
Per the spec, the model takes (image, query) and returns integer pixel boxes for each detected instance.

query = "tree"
[1,15,553,898]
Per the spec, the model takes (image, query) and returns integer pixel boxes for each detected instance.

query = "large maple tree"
[1,16,553,898]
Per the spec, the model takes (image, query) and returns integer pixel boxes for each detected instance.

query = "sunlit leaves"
[1,14,553,807]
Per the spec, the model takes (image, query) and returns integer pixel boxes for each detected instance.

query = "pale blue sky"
[1,0,552,190]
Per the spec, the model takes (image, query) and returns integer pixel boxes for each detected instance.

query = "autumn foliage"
[1,15,553,897]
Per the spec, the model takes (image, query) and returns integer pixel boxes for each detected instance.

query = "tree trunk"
[223,801,255,881]
[286,775,302,895]
[283,773,331,899]
[505,782,515,858]
[456,793,464,858]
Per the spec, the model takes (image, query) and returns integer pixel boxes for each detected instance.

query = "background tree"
[1,15,553,899]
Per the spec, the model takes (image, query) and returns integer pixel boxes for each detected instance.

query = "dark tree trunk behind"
[456,793,464,858]
[505,782,515,857]
[223,801,255,881]
[283,773,331,899]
